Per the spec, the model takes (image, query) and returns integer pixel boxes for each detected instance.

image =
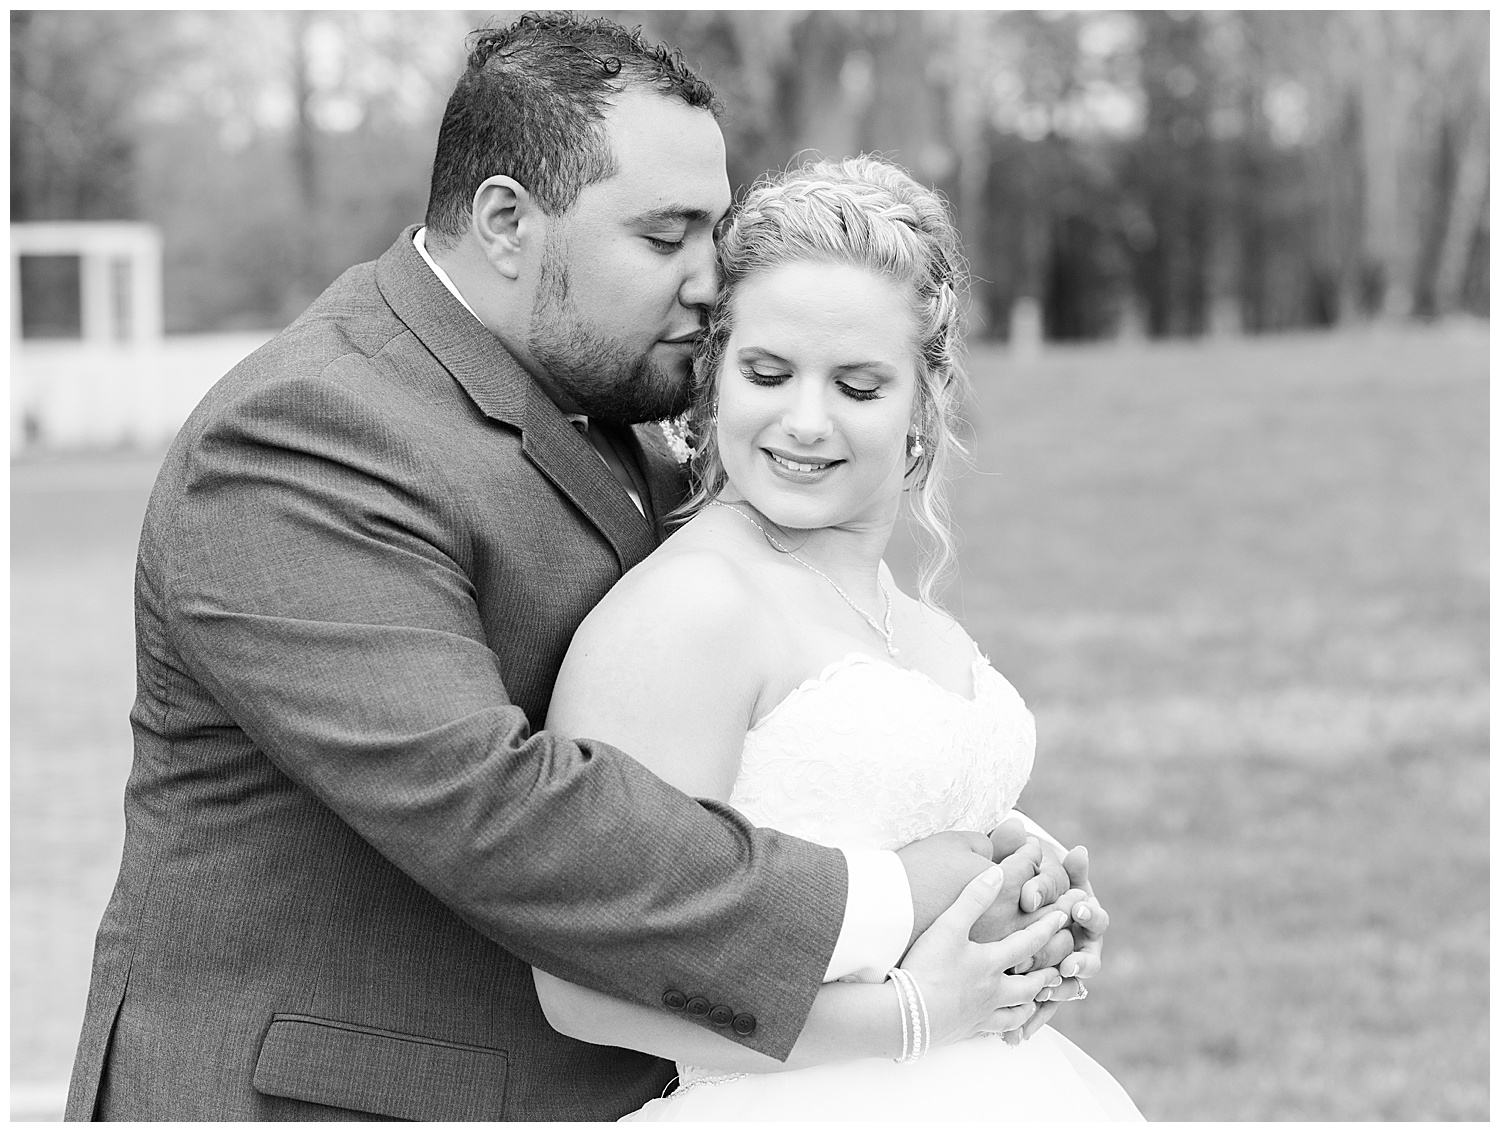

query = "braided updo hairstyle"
[680,154,972,606]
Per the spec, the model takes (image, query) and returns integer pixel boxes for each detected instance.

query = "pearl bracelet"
[891,970,910,1061]
[887,967,930,1063]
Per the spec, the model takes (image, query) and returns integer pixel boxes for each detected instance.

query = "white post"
[1009,296,1044,361]
[135,227,164,341]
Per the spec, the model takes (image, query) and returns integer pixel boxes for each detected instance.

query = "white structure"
[10,221,271,450]
[1008,294,1044,361]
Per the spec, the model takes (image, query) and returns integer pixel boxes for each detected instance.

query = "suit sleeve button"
[708,1004,734,1027]
[662,989,687,1011]
[732,1013,757,1036]
[685,996,711,1018]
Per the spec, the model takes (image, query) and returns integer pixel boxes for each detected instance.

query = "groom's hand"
[1003,838,1080,973]
[988,817,1071,914]
[970,838,1072,959]
[895,830,994,950]
[893,827,1078,954]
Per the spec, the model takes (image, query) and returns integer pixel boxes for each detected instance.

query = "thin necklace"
[709,500,898,658]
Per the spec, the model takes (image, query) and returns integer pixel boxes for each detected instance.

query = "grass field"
[11,320,1488,1120]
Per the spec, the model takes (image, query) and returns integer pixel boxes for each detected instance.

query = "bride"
[535,156,1143,1121]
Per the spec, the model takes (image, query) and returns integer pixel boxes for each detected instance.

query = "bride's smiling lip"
[762,447,842,480]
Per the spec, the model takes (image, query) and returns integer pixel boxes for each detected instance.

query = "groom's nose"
[677,235,718,312]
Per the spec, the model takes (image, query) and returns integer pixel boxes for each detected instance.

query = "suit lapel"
[522,389,657,571]
[375,227,657,573]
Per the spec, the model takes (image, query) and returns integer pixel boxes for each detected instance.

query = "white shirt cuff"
[1007,808,1067,856]
[823,849,913,983]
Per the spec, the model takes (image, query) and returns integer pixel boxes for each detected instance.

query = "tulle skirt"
[622,1025,1144,1122]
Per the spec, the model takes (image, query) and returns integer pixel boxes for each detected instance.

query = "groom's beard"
[527,252,695,426]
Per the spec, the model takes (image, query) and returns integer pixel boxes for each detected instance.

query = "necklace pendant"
[712,499,901,659]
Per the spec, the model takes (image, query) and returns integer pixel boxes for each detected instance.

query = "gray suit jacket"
[65,228,847,1121]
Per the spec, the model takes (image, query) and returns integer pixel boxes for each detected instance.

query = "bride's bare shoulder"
[570,532,767,660]
[549,530,772,782]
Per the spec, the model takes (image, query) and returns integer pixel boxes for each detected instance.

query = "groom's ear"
[472,175,541,281]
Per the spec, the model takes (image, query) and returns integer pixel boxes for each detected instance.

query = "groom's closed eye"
[629,204,726,250]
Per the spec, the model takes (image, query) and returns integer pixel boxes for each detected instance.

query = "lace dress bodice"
[668,647,1039,1097]
[728,650,1036,852]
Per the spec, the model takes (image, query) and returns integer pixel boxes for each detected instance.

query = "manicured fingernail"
[1074,904,1092,923]
[1014,958,1033,974]
[1047,973,1063,987]
[1060,957,1080,978]
[1036,988,1052,1001]
[982,864,1005,887]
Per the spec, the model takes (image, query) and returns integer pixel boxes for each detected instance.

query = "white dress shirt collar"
[413,227,482,324]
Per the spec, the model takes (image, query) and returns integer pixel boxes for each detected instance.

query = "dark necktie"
[571,417,645,518]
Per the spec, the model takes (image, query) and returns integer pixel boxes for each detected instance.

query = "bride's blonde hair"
[676,154,972,606]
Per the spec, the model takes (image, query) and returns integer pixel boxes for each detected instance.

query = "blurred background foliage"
[11,9,1489,338]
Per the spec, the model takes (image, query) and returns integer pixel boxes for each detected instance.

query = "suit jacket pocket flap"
[253,1014,507,1121]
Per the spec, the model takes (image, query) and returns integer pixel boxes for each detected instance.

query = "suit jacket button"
[708,1004,734,1027]
[662,989,687,1011]
[732,1013,757,1036]
[685,996,711,1018]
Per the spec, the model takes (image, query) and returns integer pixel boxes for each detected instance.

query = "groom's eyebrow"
[627,205,718,227]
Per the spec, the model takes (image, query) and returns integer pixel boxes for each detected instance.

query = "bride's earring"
[907,433,925,459]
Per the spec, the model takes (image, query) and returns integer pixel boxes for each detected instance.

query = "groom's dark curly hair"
[423,12,720,247]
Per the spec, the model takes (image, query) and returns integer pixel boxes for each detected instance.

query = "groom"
[66,14,1091,1122]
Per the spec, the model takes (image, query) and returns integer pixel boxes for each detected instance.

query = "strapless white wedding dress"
[624,650,1144,1122]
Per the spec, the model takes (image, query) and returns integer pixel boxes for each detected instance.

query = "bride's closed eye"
[737,367,883,402]
[835,381,881,402]
[739,364,791,384]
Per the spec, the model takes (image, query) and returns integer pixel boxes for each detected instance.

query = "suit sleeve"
[159,370,847,1059]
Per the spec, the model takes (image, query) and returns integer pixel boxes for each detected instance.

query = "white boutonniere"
[659,416,694,466]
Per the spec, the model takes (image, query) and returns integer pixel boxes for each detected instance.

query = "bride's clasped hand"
[538,155,1143,1121]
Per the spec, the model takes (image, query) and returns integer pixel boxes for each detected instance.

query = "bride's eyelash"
[739,366,788,385]
[838,382,881,402]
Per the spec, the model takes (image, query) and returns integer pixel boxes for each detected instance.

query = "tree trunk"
[288,11,323,318]
[946,11,992,338]
[1205,15,1244,336]
[1429,33,1489,316]
[1358,11,1424,321]
[290,12,318,214]
[785,12,867,161]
